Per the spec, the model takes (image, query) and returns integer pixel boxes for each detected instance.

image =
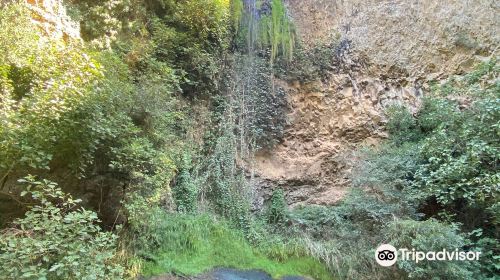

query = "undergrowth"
[138,214,332,280]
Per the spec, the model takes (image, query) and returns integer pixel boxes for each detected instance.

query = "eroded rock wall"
[253,0,499,207]
[286,0,499,77]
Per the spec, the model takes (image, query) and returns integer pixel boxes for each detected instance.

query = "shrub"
[175,0,230,43]
[266,189,287,224]
[386,105,421,144]
[0,3,136,178]
[0,176,123,279]
[385,219,475,280]
[345,59,499,279]
[173,153,198,213]
[355,59,499,227]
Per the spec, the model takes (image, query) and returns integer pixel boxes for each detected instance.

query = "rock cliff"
[253,0,499,207]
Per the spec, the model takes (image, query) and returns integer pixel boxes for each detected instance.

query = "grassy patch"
[139,214,332,280]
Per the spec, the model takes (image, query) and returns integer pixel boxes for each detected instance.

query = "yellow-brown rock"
[253,0,498,207]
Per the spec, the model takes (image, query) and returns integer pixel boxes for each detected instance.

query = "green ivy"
[266,189,287,224]
[173,153,198,213]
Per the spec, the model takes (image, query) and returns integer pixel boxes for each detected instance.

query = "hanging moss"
[231,0,244,32]
[268,0,294,62]
[232,0,295,62]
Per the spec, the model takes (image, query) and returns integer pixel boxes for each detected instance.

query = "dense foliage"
[0,0,311,279]
[0,176,123,279]
[231,59,499,280]
[1,0,497,279]
[0,0,230,277]
[0,4,125,176]
[338,60,498,279]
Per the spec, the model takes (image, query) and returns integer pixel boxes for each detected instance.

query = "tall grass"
[138,213,332,279]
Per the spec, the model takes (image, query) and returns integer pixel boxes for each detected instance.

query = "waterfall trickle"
[201,0,291,219]
[244,0,258,53]
[227,0,290,210]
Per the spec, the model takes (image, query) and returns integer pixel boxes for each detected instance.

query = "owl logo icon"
[375,244,398,266]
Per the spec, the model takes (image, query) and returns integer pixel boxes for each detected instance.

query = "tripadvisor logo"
[375,244,398,266]
[375,244,481,267]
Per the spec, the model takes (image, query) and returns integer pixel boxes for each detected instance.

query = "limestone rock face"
[285,0,499,77]
[253,0,498,207]
[253,71,423,207]
[26,0,80,40]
